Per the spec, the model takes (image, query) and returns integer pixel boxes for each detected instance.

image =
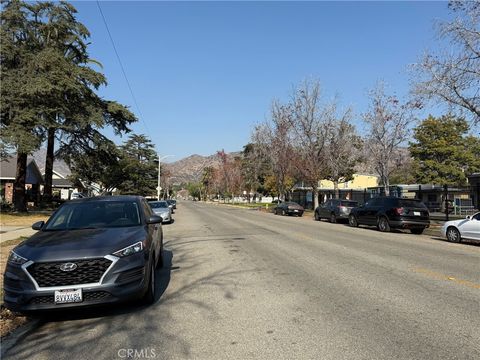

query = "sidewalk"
[0,226,37,243]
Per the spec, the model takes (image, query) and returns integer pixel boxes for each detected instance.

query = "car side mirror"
[466,215,471,220]
[32,221,45,230]
[146,215,162,224]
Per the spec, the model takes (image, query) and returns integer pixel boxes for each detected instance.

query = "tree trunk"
[43,127,55,203]
[13,153,28,212]
[313,187,319,210]
[334,180,339,199]
[383,176,390,196]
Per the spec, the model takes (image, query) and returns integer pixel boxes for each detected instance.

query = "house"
[292,174,380,209]
[31,149,81,200]
[0,156,44,205]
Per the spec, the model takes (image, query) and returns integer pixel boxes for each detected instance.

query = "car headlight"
[8,251,28,265]
[112,241,144,258]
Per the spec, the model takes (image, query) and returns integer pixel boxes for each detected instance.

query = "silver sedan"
[149,201,173,224]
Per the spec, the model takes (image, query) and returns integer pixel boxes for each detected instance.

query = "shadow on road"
[429,236,480,247]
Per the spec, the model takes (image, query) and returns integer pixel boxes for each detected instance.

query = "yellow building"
[318,173,379,190]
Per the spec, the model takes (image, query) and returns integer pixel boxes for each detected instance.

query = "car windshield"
[150,201,169,209]
[44,201,141,230]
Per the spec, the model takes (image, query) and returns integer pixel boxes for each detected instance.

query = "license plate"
[414,211,421,216]
[54,289,83,304]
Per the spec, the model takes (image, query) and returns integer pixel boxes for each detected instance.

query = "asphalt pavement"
[3,201,480,360]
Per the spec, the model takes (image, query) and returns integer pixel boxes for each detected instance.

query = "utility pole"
[157,154,174,201]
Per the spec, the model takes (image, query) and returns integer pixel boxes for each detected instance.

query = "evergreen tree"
[410,115,480,185]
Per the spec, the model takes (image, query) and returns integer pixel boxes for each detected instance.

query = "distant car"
[441,212,480,242]
[348,197,430,234]
[274,201,304,217]
[166,199,176,210]
[3,196,163,312]
[315,199,359,223]
[166,199,176,213]
[149,201,173,224]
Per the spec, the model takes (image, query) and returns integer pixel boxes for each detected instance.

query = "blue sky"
[72,1,452,161]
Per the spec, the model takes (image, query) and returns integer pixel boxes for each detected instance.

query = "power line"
[96,1,150,134]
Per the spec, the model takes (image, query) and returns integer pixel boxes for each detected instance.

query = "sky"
[71,1,453,161]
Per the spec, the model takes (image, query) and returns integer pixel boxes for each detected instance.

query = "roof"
[0,156,44,184]
[32,148,71,178]
[52,178,74,187]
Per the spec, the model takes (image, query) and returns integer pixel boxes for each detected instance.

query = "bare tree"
[289,79,332,209]
[412,1,480,124]
[324,112,363,199]
[363,82,417,195]
[252,100,295,201]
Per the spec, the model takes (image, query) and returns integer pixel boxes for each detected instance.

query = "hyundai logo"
[59,262,77,272]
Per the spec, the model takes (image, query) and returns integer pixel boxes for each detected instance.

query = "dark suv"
[314,199,359,223]
[348,197,430,234]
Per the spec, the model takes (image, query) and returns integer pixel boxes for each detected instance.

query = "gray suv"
[315,199,359,223]
[3,196,163,312]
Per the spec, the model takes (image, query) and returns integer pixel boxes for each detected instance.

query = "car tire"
[314,211,320,221]
[446,227,461,243]
[298,213,303,217]
[377,216,391,232]
[330,213,337,223]
[349,214,358,227]
[410,228,425,235]
[143,261,156,304]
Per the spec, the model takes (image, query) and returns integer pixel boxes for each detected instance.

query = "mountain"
[165,152,241,185]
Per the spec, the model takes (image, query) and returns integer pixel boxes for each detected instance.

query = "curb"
[1,318,42,357]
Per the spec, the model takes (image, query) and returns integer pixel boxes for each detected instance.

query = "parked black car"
[348,196,430,234]
[314,199,359,223]
[274,201,304,217]
[3,196,163,313]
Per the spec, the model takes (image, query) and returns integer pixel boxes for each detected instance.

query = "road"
[4,201,480,360]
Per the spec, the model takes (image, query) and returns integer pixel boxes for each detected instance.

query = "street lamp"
[157,154,174,200]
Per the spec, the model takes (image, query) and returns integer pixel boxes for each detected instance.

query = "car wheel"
[349,214,358,227]
[143,261,156,304]
[298,213,303,217]
[446,227,461,243]
[410,228,425,235]
[314,211,320,221]
[377,216,391,232]
[330,213,337,223]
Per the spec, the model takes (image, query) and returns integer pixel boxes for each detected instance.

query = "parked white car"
[441,212,480,242]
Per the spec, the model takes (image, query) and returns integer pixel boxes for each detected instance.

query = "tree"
[1,0,47,211]
[362,82,418,195]
[117,134,158,196]
[409,115,480,185]
[289,79,339,209]
[411,1,480,124]
[324,111,362,199]
[252,100,295,201]
[241,143,269,202]
[1,1,136,209]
